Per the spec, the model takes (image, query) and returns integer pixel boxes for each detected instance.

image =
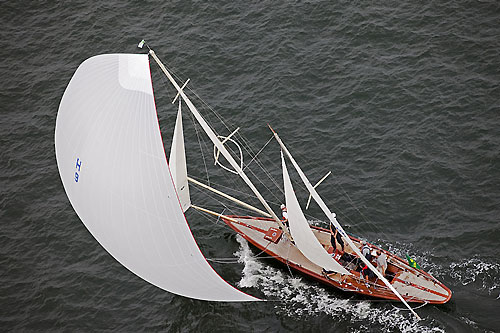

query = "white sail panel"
[281,152,350,275]
[169,100,191,212]
[275,132,420,319]
[55,54,257,301]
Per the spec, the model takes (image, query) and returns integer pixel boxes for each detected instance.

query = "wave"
[233,235,446,333]
[449,257,499,298]
[384,241,499,299]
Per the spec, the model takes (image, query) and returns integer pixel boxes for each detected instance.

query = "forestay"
[55,54,257,301]
[281,152,350,275]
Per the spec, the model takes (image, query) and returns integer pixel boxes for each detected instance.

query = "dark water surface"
[1,1,499,332]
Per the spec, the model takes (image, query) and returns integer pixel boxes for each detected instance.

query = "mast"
[148,49,291,239]
[271,127,421,320]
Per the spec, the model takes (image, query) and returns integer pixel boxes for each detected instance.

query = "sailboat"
[55,41,451,320]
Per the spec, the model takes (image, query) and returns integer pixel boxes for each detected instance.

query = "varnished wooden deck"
[222,215,452,304]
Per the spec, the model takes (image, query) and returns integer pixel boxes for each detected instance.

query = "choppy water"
[1,1,499,332]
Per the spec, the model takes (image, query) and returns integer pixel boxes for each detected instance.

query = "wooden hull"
[222,215,452,304]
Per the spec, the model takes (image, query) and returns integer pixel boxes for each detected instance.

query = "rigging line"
[191,207,228,228]
[156,56,371,233]
[190,186,266,217]
[182,86,262,175]
[164,65,287,203]
[186,102,284,206]
[192,185,277,220]
[262,134,369,222]
[183,88,284,197]
[192,139,347,227]
[236,131,267,165]
[154,68,176,106]
[215,208,226,225]
[247,154,284,195]
[186,107,211,186]
[156,57,232,163]
[277,138,379,231]
[330,179,374,228]
[192,124,284,207]
[235,132,286,192]
[285,241,294,279]
[153,53,194,96]
[153,66,273,221]
[248,163,282,198]
[156,58,338,222]
[206,259,240,264]
[227,138,284,196]
[237,130,275,166]
[219,239,274,264]
[162,57,257,176]
[188,174,282,207]
[190,203,252,239]
[245,167,283,204]
[188,175,258,200]
[242,135,274,171]
[184,86,258,163]
[194,112,260,179]
[154,59,378,244]
[391,301,429,311]
[191,168,324,224]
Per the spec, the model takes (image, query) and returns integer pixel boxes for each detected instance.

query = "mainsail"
[281,152,350,275]
[55,54,257,301]
[148,50,292,240]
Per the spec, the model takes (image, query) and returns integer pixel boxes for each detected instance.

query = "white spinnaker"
[169,100,191,212]
[55,54,257,302]
[281,152,351,275]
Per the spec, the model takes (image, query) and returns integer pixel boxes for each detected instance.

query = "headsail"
[55,54,258,302]
[281,152,350,275]
[272,129,421,319]
[169,100,191,212]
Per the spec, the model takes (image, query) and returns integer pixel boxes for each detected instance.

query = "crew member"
[361,241,372,261]
[330,222,344,252]
[376,250,387,277]
[280,204,288,220]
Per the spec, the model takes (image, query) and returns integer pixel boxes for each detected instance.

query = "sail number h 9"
[75,158,82,182]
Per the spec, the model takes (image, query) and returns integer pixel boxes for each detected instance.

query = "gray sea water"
[1,1,500,332]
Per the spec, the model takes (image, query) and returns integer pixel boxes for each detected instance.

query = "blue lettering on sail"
[75,158,82,182]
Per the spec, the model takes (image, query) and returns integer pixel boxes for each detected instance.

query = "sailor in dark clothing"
[330,222,344,252]
[340,252,360,268]
[362,264,375,280]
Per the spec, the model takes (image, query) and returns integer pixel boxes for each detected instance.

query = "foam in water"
[233,235,446,332]
[385,241,500,299]
[449,257,499,298]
